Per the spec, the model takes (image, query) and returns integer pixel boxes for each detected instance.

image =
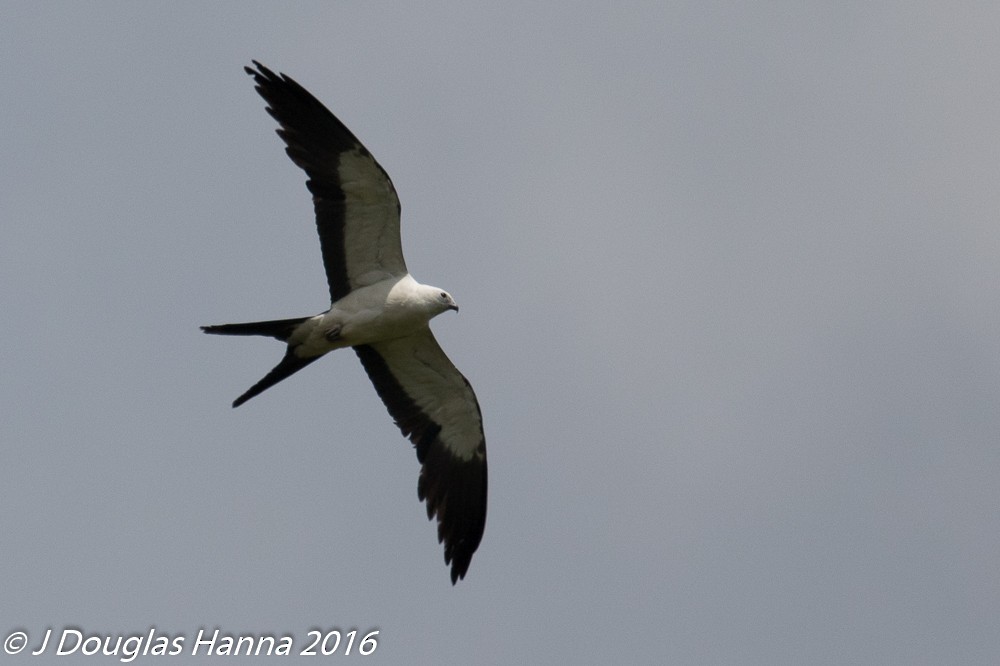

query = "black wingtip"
[450,564,464,585]
[246,60,282,85]
[418,441,487,586]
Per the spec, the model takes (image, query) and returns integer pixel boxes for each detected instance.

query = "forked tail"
[201,315,319,407]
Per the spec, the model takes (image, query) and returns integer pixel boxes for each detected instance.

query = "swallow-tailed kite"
[202,62,487,583]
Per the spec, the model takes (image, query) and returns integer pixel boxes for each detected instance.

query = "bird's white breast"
[294,275,433,356]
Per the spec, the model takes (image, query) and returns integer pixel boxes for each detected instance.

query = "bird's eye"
[440,292,448,299]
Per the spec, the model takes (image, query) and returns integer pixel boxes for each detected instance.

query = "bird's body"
[203,62,487,583]
[272,276,454,354]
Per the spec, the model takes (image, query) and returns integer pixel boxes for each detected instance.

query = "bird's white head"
[421,284,459,315]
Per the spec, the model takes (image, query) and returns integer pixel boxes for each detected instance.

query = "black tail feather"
[201,316,321,406]
[231,350,321,408]
[201,316,311,342]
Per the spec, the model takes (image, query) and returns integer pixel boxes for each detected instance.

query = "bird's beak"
[449,304,460,313]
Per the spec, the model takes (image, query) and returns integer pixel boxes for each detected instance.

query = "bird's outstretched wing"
[354,330,488,583]
[245,61,406,303]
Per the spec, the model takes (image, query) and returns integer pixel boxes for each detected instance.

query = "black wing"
[355,330,488,583]
[245,62,406,303]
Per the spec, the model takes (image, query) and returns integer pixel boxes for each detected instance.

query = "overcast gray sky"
[2,2,999,664]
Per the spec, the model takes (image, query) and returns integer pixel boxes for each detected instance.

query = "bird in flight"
[202,61,487,583]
